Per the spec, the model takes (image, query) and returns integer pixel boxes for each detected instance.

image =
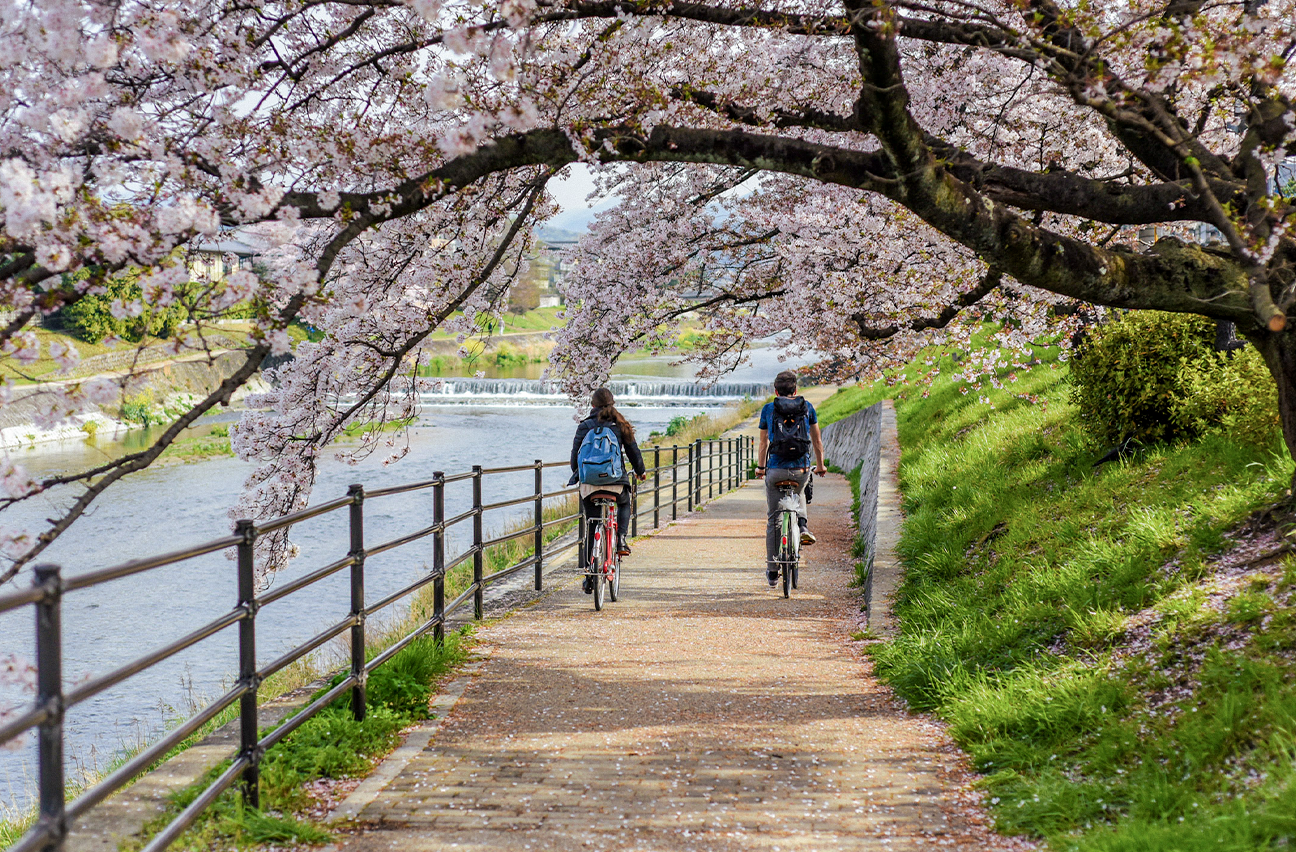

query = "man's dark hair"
[774,370,798,396]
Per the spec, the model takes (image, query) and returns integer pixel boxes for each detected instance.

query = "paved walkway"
[332,465,1021,851]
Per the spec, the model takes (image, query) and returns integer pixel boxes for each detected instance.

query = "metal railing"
[0,435,753,852]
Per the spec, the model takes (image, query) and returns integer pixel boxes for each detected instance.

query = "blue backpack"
[577,424,624,485]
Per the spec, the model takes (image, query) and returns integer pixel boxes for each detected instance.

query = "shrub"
[664,415,692,437]
[1069,311,1277,448]
[60,270,189,343]
[1174,347,1280,449]
[119,394,160,426]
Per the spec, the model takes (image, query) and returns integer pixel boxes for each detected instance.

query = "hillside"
[821,346,1296,851]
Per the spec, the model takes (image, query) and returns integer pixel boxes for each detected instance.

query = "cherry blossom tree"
[1,0,1294,583]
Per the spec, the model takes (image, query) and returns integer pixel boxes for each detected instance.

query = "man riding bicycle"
[755,371,827,587]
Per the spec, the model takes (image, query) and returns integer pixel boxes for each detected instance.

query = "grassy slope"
[822,346,1296,851]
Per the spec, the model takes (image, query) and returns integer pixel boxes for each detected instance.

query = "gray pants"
[765,468,809,574]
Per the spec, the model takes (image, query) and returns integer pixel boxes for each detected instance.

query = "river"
[0,342,810,813]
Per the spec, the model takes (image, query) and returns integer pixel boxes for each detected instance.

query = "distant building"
[186,235,259,282]
[533,237,577,308]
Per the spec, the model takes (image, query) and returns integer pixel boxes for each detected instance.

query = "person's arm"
[571,422,588,472]
[809,422,827,475]
[756,428,769,476]
[623,428,646,478]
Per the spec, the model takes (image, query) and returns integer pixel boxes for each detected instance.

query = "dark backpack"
[577,424,625,484]
[768,396,811,459]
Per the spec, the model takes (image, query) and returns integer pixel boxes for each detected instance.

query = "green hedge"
[1069,312,1278,448]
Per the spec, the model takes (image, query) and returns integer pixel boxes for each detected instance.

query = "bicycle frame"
[585,495,621,610]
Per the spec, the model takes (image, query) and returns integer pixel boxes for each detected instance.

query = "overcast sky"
[543,164,619,231]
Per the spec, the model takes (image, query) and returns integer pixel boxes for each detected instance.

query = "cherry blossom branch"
[854,267,1003,340]
[322,176,549,439]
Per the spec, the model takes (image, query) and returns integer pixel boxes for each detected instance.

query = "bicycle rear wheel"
[608,510,621,602]
[590,521,606,611]
[607,550,620,603]
[780,510,794,598]
[593,552,605,610]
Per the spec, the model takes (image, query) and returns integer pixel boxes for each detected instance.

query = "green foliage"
[119,394,160,426]
[1174,345,1281,449]
[1069,311,1278,447]
[286,320,325,345]
[489,341,540,368]
[132,633,466,851]
[831,335,1296,848]
[674,328,710,350]
[60,270,188,344]
[664,415,693,437]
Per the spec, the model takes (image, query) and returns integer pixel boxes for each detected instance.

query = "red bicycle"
[584,490,622,611]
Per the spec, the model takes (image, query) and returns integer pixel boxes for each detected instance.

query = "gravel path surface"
[334,473,1026,851]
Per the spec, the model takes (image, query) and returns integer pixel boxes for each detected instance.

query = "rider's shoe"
[766,569,778,587]
[617,536,631,556]
[800,529,817,545]
[583,575,594,594]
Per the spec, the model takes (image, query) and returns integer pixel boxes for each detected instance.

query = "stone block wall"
[820,402,883,606]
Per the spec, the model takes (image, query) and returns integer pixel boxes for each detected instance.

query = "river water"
[0,343,808,812]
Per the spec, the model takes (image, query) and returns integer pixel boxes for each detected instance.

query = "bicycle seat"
[776,481,801,492]
[588,491,622,502]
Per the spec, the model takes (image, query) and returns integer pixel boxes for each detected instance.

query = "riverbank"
[0,350,268,452]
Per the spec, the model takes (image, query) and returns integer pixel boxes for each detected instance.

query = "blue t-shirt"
[759,397,817,468]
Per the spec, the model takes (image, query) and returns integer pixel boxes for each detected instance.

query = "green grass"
[0,328,147,382]
[128,633,467,851]
[496,306,565,332]
[823,339,1296,849]
[643,398,764,448]
[427,306,564,339]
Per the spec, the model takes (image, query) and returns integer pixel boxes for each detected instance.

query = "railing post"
[235,519,260,809]
[33,564,65,852]
[631,476,639,538]
[672,445,679,520]
[686,442,695,513]
[534,459,544,591]
[725,438,733,491]
[472,465,484,620]
[432,472,445,646]
[347,484,366,722]
[693,440,703,507]
[653,447,661,529]
[708,439,716,499]
[730,438,736,490]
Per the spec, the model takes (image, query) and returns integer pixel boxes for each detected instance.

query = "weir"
[417,377,772,403]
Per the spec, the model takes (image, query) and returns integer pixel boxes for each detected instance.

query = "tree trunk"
[1251,330,1296,494]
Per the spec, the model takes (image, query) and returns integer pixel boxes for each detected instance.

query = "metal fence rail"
[0,435,753,852]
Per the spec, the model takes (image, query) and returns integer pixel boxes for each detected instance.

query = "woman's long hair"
[591,387,635,442]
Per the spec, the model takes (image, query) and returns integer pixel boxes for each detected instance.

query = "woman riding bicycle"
[570,388,646,577]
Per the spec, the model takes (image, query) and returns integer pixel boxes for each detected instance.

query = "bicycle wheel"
[605,506,621,602]
[780,510,794,598]
[607,528,620,603]
[590,521,606,611]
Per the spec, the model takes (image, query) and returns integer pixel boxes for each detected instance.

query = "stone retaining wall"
[820,401,883,607]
